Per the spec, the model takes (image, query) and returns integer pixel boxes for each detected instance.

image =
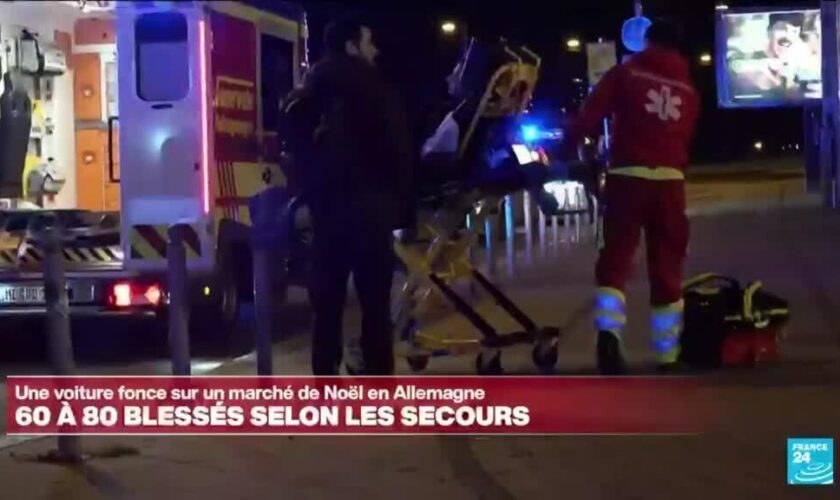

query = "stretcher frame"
[392,42,561,374]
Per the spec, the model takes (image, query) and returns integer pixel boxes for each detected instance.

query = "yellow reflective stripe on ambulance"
[129,225,202,261]
[609,166,685,181]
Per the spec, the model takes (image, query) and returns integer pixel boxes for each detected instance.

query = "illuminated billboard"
[717,8,822,108]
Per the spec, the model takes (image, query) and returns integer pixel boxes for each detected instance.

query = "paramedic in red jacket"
[567,19,700,375]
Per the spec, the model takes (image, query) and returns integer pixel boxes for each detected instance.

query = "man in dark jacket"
[299,16,414,375]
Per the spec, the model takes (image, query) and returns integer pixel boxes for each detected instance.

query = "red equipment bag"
[680,274,789,369]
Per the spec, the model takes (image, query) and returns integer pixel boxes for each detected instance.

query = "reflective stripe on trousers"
[609,166,685,181]
[651,299,684,364]
[595,287,627,336]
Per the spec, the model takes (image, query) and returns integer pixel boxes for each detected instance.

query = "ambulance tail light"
[107,282,165,309]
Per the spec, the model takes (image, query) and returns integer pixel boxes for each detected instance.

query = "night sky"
[285,0,817,164]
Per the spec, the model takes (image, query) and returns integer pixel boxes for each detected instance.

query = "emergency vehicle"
[0,0,309,349]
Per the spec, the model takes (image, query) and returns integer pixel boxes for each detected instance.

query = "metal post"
[574,186,583,243]
[522,192,533,266]
[551,215,559,255]
[42,224,82,462]
[484,215,496,278]
[504,195,515,277]
[563,213,572,245]
[167,224,191,376]
[465,213,475,266]
[538,209,547,259]
[252,244,273,375]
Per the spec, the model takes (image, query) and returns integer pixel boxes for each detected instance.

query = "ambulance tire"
[199,246,252,357]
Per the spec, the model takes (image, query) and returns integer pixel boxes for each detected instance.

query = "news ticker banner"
[6,376,713,435]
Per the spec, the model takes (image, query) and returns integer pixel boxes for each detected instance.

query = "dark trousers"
[309,205,396,375]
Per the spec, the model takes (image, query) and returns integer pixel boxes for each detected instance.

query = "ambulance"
[0,0,309,349]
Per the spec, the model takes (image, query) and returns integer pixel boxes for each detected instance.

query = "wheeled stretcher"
[393,38,584,374]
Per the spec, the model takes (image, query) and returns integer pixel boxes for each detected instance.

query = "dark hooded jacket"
[296,53,415,228]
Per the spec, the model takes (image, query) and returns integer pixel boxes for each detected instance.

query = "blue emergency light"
[622,16,651,53]
[521,125,540,143]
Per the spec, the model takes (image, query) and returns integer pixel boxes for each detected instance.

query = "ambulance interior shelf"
[0,209,119,241]
[0,26,68,205]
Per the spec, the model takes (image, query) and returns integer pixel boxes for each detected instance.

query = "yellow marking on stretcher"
[609,166,685,181]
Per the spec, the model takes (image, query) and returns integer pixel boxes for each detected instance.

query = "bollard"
[167,224,191,376]
[484,214,496,278]
[465,213,478,297]
[574,186,583,243]
[522,192,533,266]
[41,224,82,462]
[465,212,475,267]
[252,243,274,375]
[538,208,547,259]
[551,215,559,255]
[504,195,515,277]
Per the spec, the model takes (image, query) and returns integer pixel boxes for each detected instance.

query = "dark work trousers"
[309,201,396,376]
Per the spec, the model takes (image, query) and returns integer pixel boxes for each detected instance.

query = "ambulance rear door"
[116,3,214,273]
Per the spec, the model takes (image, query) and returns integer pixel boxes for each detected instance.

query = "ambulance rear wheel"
[201,259,249,356]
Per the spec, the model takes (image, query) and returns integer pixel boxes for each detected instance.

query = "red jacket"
[570,46,700,171]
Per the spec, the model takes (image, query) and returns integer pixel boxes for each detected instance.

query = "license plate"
[0,285,45,305]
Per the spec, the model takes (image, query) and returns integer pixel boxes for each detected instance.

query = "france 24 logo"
[787,438,834,486]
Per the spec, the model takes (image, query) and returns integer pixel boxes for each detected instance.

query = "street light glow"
[754,141,764,152]
[441,21,457,34]
[699,53,712,65]
[567,38,581,50]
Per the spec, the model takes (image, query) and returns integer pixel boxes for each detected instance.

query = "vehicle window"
[136,12,189,102]
[260,34,294,132]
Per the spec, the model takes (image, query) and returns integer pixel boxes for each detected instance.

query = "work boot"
[655,358,689,375]
[597,330,626,376]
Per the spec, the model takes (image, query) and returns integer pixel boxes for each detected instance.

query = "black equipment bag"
[680,273,790,369]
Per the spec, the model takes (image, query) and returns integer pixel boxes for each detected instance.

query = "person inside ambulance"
[294,15,414,376]
[565,18,700,375]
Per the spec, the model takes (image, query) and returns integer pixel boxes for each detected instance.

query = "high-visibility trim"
[609,166,685,181]
[682,273,724,290]
[652,337,681,364]
[743,281,763,320]
[651,302,683,363]
[652,302,683,335]
[0,245,123,267]
[129,225,202,261]
[653,299,685,315]
[597,287,626,303]
[595,317,625,336]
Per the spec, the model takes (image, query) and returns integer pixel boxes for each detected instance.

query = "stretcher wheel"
[406,355,429,373]
[476,350,503,375]
[532,339,559,372]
